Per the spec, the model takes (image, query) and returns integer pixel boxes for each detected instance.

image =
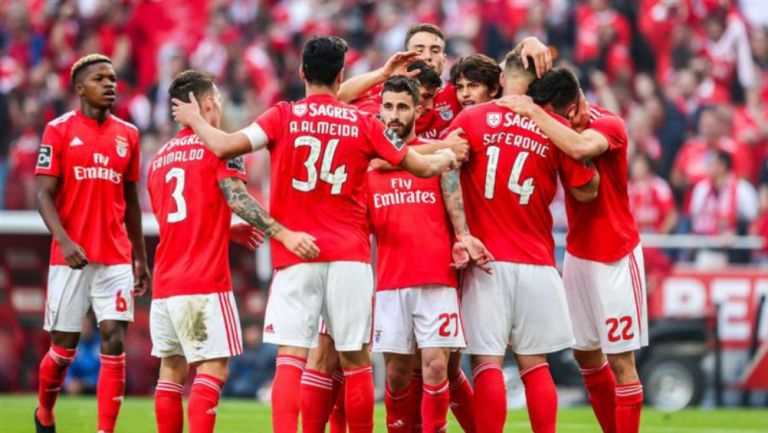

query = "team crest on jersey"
[115,136,128,158]
[227,156,246,174]
[437,105,454,121]
[292,103,308,117]
[487,112,501,128]
[384,128,405,151]
[37,145,52,169]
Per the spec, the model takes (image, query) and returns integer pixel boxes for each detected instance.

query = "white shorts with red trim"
[264,261,374,351]
[461,262,575,356]
[563,243,649,354]
[150,291,243,363]
[44,264,134,332]
[372,285,465,354]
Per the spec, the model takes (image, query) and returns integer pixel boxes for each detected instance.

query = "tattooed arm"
[219,177,320,259]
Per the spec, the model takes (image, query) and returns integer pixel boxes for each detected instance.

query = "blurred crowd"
[0,0,767,264]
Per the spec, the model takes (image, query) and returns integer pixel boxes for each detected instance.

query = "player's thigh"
[264,263,326,348]
[372,289,415,355]
[461,263,514,356]
[563,252,603,352]
[150,298,184,360]
[90,264,134,324]
[510,264,575,355]
[324,261,374,352]
[44,265,97,332]
[412,285,465,351]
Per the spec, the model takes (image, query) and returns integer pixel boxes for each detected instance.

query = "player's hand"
[381,50,421,79]
[171,92,203,127]
[495,95,536,118]
[568,89,590,132]
[275,229,320,260]
[435,148,459,171]
[519,36,552,78]
[60,239,88,269]
[458,234,495,274]
[132,259,151,297]
[450,241,471,270]
[443,128,469,162]
[229,223,265,251]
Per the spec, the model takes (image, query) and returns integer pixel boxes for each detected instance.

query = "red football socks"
[472,363,506,433]
[188,374,223,433]
[449,369,475,433]
[155,380,184,433]
[97,353,126,433]
[616,382,643,433]
[520,363,558,433]
[272,355,306,433]
[301,369,335,433]
[36,344,76,426]
[581,362,617,433]
[410,369,424,433]
[384,384,411,433]
[344,365,375,433]
[422,380,450,433]
[330,370,347,433]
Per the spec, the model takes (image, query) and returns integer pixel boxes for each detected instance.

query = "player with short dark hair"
[34,53,150,433]
[450,54,502,107]
[172,35,459,433]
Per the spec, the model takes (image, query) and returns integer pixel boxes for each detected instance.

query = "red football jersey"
[35,110,140,265]
[367,137,457,291]
[147,128,247,299]
[565,105,641,262]
[255,93,409,269]
[628,176,675,233]
[445,103,596,266]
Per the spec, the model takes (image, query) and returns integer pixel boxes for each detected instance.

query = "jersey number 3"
[484,146,535,203]
[165,167,187,223]
[292,136,348,194]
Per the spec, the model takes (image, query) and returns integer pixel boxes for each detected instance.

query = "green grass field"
[2,395,766,433]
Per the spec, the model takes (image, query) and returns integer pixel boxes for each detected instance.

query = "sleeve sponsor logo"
[227,156,246,174]
[384,128,405,151]
[486,112,501,127]
[37,145,52,169]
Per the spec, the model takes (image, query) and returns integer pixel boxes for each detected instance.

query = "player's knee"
[607,352,638,383]
[422,356,448,384]
[385,359,412,391]
[197,359,229,382]
[573,349,606,369]
[99,333,125,355]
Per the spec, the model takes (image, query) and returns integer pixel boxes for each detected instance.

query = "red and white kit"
[35,110,139,331]
[367,137,464,354]
[563,105,648,354]
[147,128,246,362]
[446,103,596,355]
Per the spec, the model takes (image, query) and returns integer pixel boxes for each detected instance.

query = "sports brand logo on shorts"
[293,103,308,117]
[384,128,405,151]
[487,112,501,128]
[227,156,246,174]
[37,145,53,169]
[438,105,454,121]
[116,136,129,158]
[374,330,382,343]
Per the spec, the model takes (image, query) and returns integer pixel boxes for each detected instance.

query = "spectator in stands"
[629,153,678,235]
[222,321,277,399]
[64,314,101,395]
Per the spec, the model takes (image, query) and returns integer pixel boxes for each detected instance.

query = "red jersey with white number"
[628,176,675,233]
[367,137,457,291]
[445,103,596,266]
[147,128,248,299]
[255,93,409,269]
[35,110,140,265]
[565,105,641,262]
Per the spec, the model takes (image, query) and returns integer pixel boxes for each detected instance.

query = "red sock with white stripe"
[384,384,411,433]
[97,353,126,433]
[36,344,76,426]
[520,363,558,433]
[581,362,617,433]
[615,382,643,433]
[188,374,223,433]
[301,369,335,433]
[272,355,306,433]
[330,370,347,433]
[422,380,450,433]
[409,369,424,433]
[472,364,506,433]
[344,365,374,433]
[449,370,475,433]
[155,380,184,433]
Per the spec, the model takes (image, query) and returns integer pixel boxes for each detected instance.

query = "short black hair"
[450,54,502,93]
[70,53,112,86]
[381,75,420,105]
[502,51,536,77]
[302,36,348,87]
[168,70,215,103]
[526,67,580,112]
[406,60,441,90]
[714,150,733,171]
[405,23,445,49]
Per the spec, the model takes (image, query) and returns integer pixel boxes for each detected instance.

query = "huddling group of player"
[31,21,646,433]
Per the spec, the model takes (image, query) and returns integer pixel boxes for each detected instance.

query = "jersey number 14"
[484,146,535,204]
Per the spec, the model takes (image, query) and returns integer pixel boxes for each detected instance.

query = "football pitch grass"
[2,395,766,433]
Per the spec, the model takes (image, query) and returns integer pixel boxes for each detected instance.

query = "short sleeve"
[364,114,408,166]
[254,103,285,150]
[216,156,248,183]
[590,115,627,151]
[559,153,596,188]
[35,124,63,177]
[125,128,141,182]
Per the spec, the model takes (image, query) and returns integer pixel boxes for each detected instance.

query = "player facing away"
[171,36,459,433]
[498,70,647,433]
[33,54,150,433]
[147,70,316,433]
[445,54,601,433]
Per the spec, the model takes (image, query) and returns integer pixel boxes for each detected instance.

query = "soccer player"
[171,36,459,433]
[498,70,647,433]
[450,54,502,108]
[445,54,600,433]
[33,54,150,433]
[147,70,318,433]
